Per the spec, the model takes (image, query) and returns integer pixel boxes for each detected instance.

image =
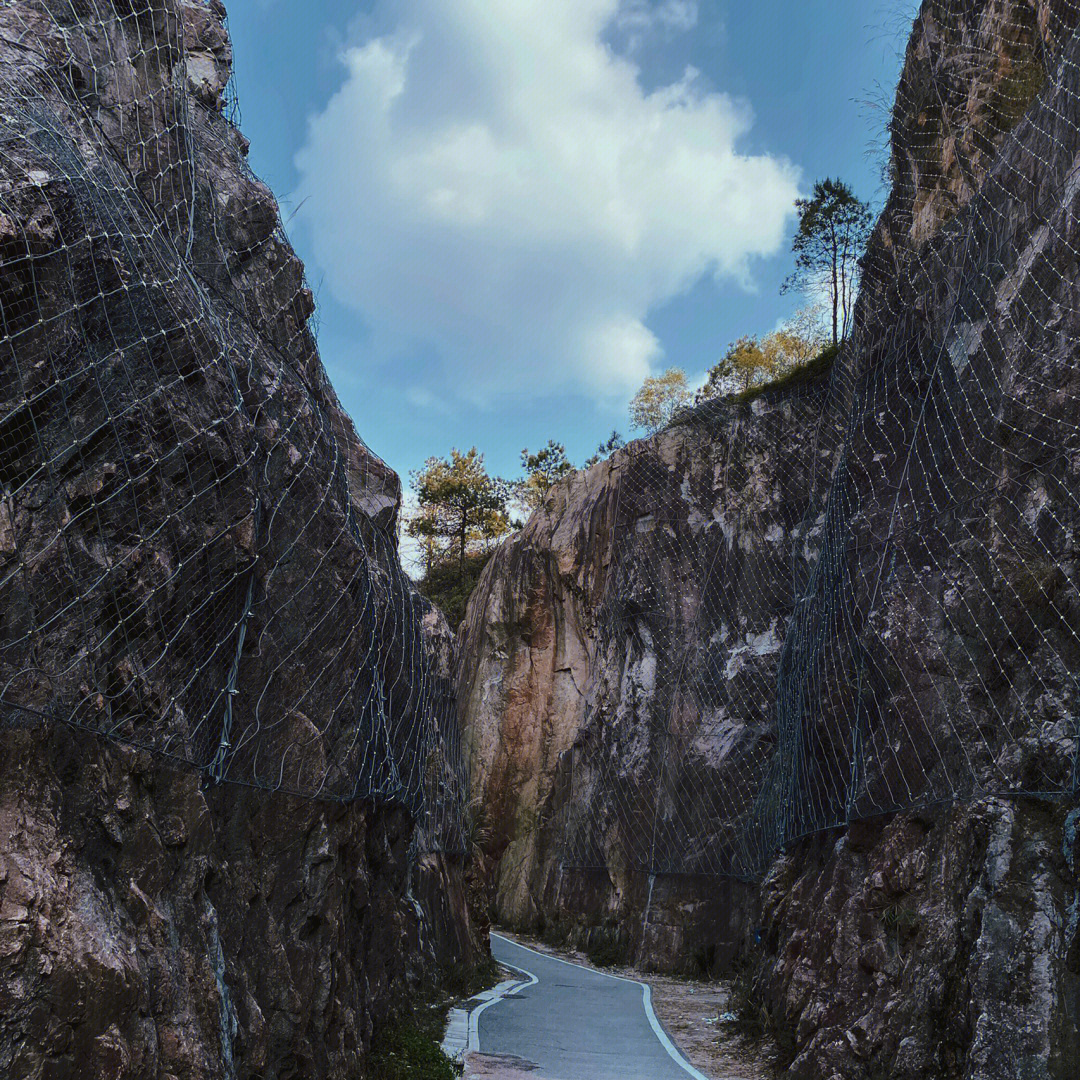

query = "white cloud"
[295,0,800,403]
[614,0,699,50]
[405,385,444,411]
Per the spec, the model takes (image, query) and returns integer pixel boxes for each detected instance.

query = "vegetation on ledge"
[368,1020,458,1080]
[416,549,495,631]
[727,340,841,405]
[367,959,500,1079]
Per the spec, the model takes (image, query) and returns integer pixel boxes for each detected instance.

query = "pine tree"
[783,178,872,346]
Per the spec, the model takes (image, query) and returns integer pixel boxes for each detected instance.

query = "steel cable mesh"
[0,0,466,852]
[563,0,1080,882]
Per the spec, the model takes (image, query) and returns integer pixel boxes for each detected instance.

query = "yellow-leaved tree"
[629,368,692,433]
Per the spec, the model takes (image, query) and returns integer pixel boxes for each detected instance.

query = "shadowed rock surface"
[0,2,477,1077]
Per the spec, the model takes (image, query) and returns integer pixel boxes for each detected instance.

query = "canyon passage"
[1,2,1080,1080]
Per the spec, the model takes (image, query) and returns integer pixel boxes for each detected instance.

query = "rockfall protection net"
[0,0,466,852]
[561,0,1080,882]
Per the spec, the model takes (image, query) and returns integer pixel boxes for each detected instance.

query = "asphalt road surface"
[479,933,709,1080]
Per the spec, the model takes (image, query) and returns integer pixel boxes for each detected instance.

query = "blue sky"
[226,0,916,486]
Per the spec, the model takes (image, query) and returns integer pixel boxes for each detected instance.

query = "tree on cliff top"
[408,448,511,574]
[407,448,513,626]
[517,440,575,511]
[783,178,872,345]
[698,322,826,401]
[629,368,692,433]
[698,336,774,399]
[584,430,625,467]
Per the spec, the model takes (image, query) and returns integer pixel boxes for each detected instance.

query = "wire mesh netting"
[0,0,465,851]
[561,0,1080,882]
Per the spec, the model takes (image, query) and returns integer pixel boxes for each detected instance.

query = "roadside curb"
[441,962,538,1061]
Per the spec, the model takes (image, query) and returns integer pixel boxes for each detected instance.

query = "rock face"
[0,2,475,1078]
[458,382,838,971]
[753,2,1080,1075]
[1,723,475,1080]
[759,800,1079,1079]
[459,0,1080,1072]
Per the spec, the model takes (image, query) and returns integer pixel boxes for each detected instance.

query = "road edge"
[441,958,538,1061]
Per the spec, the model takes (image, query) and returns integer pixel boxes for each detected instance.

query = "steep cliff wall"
[753,1,1080,1075]
[459,0,1080,1073]
[0,3,475,1078]
[458,377,839,969]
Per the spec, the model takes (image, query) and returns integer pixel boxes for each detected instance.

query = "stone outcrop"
[459,0,1080,1073]
[0,2,476,1078]
[458,378,837,971]
[1,721,475,1080]
[759,799,1079,1078]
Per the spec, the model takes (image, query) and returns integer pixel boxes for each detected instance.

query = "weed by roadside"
[366,957,500,1078]
[440,954,502,1000]
[368,1020,459,1080]
[728,965,796,1070]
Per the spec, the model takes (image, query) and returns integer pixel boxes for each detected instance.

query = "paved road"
[478,934,708,1080]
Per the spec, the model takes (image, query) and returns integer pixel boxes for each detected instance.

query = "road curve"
[478,933,711,1080]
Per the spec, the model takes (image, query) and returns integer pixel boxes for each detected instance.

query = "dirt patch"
[645,973,773,1080]
[490,931,775,1080]
[463,1051,545,1077]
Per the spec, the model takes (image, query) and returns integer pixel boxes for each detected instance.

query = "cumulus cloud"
[295,0,800,402]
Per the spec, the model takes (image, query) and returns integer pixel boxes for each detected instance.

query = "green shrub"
[415,550,493,628]
[439,955,500,1000]
[690,942,717,979]
[539,914,572,949]
[367,1021,458,1080]
[728,965,796,1066]
[730,341,841,405]
[991,48,1046,132]
[879,903,922,949]
[1007,552,1061,613]
[729,965,768,1038]
[585,933,625,968]
[367,957,501,1078]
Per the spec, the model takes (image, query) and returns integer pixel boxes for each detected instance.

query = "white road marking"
[471,960,538,1054]
[489,933,712,1080]
[442,958,538,1060]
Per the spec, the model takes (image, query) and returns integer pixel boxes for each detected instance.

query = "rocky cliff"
[457,377,839,969]
[0,2,475,1078]
[459,0,1080,1075]
[753,1,1080,1074]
